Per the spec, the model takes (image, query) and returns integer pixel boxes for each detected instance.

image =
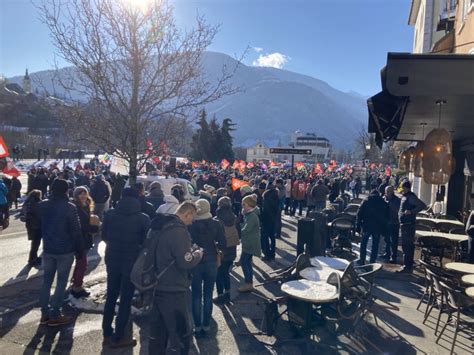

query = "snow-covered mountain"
[8,52,366,147]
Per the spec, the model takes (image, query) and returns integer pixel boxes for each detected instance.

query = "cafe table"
[300,267,343,282]
[444,262,474,274]
[461,274,474,285]
[415,230,468,243]
[309,256,350,270]
[416,217,464,228]
[281,279,339,304]
[466,287,474,298]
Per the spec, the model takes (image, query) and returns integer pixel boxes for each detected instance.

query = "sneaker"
[238,283,254,293]
[47,315,74,327]
[71,288,90,299]
[109,337,137,349]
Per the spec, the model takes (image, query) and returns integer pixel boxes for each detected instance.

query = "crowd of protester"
[1,158,473,353]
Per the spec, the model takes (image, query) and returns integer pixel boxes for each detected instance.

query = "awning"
[367,53,474,148]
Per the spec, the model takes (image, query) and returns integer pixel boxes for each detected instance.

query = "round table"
[281,279,338,303]
[466,287,474,298]
[309,256,350,270]
[461,274,474,285]
[415,231,468,243]
[300,267,343,282]
[445,262,474,274]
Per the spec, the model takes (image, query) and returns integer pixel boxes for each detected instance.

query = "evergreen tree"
[190,109,212,160]
[221,118,236,161]
[209,115,223,161]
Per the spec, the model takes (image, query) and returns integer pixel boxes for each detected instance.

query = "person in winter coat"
[70,187,100,298]
[156,194,180,214]
[213,197,240,304]
[261,183,280,261]
[149,201,203,355]
[24,189,42,267]
[329,178,340,203]
[101,187,150,348]
[33,169,49,198]
[284,178,292,215]
[275,179,286,238]
[311,179,330,212]
[291,178,307,216]
[8,176,22,209]
[382,186,401,263]
[38,179,82,326]
[90,175,111,220]
[238,194,261,292]
[397,180,426,273]
[134,183,156,220]
[305,181,316,216]
[145,181,165,210]
[356,189,389,265]
[189,199,226,337]
[466,210,474,263]
[0,178,8,228]
[110,173,125,207]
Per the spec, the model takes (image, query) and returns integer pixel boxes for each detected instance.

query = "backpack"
[223,224,240,247]
[130,214,178,293]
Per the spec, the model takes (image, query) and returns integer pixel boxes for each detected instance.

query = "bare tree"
[38,0,240,183]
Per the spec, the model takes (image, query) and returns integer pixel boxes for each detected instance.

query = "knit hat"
[204,184,216,194]
[73,186,89,199]
[242,194,257,208]
[122,187,139,199]
[51,179,69,197]
[240,185,252,195]
[195,198,212,220]
[149,181,162,192]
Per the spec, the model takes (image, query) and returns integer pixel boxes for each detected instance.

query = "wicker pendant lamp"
[413,123,427,177]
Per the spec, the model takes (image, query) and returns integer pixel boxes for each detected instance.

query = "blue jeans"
[261,221,276,259]
[240,252,253,284]
[191,262,217,328]
[39,253,74,319]
[359,231,380,264]
[102,261,136,340]
[216,260,233,295]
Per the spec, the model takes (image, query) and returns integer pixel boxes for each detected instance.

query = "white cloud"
[252,52,290,69]
[252,46,264,53]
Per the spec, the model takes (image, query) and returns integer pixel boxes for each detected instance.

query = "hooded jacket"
[262,188,280,224]
[102,197,150,265]
[145,188,165,210]
[356,191,389,235]
[152,214,202,292]
[156,195,180,214]
[215,205,239,261]
[241,207,261,256]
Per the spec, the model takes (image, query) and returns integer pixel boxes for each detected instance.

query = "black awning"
[367,91,408,149]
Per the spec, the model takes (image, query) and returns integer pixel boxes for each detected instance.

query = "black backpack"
[130,214,178,293]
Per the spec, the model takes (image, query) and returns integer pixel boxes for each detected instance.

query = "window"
[253,149,257,155]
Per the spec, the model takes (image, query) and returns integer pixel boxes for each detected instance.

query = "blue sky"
[0,0,413,96]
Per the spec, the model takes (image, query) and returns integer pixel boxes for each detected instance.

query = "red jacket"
[292,181,307,200]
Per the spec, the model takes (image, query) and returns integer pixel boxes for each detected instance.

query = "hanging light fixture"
[422,100,453,185]
[413,123,427,177]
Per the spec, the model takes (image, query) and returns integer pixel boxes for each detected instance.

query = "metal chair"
[344,204,359,215]
[423,268,447,335]
[435,280,474,355]
[330,217,354,253]
[350,198,363,205]
[449,227,466,235]
[418,236,452,266]
[417,219,437,230]
[437,222,463,233]
[434,214,458,221]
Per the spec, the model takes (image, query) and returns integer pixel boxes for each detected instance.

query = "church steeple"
[23,68,31,93]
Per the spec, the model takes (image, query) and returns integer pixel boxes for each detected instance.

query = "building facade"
[246,142,272,162]
[289,131,332,162]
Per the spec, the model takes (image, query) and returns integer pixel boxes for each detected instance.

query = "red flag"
[270,160,277,167]
[153,156,161,164]
[231,178,249,191]
[221,159,230,170]
[3,160,20,177]
[0,136,9,158]
[192,161,199,169]
[232,160,239,169]
[385,166,392,176]
[247,162,255,169]
[201,160,207,165]
[239,160,246,170]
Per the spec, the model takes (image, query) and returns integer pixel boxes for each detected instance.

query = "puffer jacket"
[189,218,226,264]
[156,195,180,214]
[153,215,202,292]
[241,208,261,256]
[102,197,150,265]
[38,196,82,255]
[215,206,239,261]
[25,196,41,232]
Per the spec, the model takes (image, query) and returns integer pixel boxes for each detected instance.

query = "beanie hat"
[240,185,252,195]
[73,186,89,199]
[195,198,212,220]
[122,187,139,199]
[149,181,162,192]
[51,179,69,197]
[242,194,257,208]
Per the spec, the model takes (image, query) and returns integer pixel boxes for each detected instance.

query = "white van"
[128,175,199,201]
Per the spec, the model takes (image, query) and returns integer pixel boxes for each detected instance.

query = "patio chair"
[435,280,474,355]
[449,227,465,235]
[350,198,363,205]
[330,217,354,253]
[423,268,448,335]
[418,236,453,266]
[353,263,383,285]
[416,219,437,230]
[434,214,458,221]
[417,211,432,218]
[343,204,359,215]
[437,222,463,233]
